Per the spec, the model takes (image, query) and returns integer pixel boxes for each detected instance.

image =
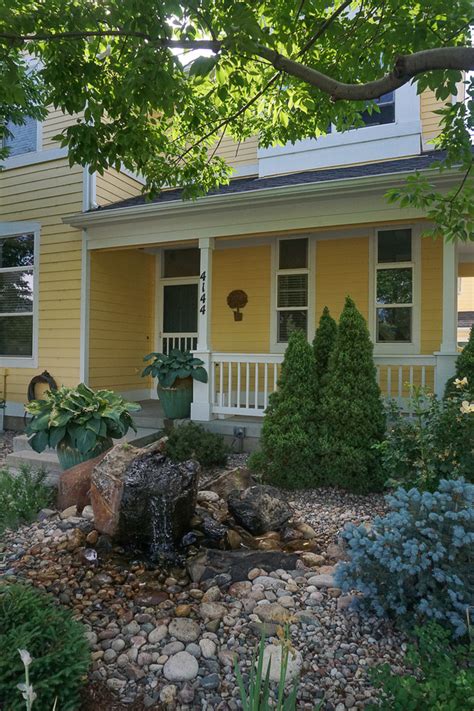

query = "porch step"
[12,427,160,454]
[5,450,62,486]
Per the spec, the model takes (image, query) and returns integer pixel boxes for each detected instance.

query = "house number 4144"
[200,270,206,315]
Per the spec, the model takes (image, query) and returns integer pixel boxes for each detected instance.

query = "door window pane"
[376,268,412,304]
[0,315,33,356]
[376,307,411,342]
[278,311,307,342]
[0,234,34,268]
[279,239,308,269]
[163,284,198,333]
[277,274,308,308]
[378,229,412,263]
[0,271,34,313]
[163,248,200,277]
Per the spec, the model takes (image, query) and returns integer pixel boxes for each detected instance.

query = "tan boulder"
[57,450,108,513]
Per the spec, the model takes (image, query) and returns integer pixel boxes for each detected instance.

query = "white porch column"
[434,239,458,396]
[191,237,215,421]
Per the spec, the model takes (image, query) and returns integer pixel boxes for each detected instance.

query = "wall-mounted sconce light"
[227,289,248,321]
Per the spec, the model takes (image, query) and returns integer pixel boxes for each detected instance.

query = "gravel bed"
[0,429,15,468]
[1,489,405,711]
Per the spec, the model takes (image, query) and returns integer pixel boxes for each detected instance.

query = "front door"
[161,283,198,353]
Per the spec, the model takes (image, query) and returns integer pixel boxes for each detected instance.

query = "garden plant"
[336,478,474,638]
[165,421,229,467]
[0,465,52,533]
[320,296,386,492]
[0,584,90,710]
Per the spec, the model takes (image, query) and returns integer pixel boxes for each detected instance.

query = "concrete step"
[5,450,62,485]
[13,427,160,453]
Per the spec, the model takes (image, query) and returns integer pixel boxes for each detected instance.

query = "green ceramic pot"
[157,377,193,419]
[56,437,113,471]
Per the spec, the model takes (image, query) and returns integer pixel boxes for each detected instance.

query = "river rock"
[168,618,201,643]
[261,644,302,682]
[163,651,199,681]
[228,485,292,535]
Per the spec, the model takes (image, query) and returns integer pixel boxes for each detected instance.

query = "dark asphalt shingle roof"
[97,150,447,212]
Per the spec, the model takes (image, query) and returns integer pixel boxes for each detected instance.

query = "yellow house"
[1,84,474,457]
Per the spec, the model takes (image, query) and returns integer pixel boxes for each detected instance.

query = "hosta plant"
[142,349,208,387]
[336,478,474,638]
[25,384,140,457]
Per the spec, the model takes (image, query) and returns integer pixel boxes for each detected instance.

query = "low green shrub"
[165,422,229,467]
[0,466,53,533]
[0,584,90,710]
[377,383,474,491]
[336,478,474,638]
[445,324,474,398]
[368,623,474,710]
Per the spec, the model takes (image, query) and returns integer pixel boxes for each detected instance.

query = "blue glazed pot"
[157,377,193,419]
[56,437,113,471]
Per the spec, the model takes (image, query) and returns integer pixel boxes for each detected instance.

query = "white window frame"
[0,221,40,368]
[270,235,315,353]
[370,225,421,355]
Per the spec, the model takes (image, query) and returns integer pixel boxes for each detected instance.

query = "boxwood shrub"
[165,422,229,467]
[0,584,90,710]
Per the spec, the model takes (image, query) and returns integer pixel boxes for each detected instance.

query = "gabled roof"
[96,150,447,212]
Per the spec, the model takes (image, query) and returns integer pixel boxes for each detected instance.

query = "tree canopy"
[1,1,473,238]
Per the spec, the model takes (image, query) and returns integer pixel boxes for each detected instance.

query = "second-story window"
[361,92,395,126]
[276,238,309,342]
[375,228,413,343]
[3,117,38,157]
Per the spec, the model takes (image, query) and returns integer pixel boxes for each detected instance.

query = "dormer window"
[3,116,38,157]
[361,92,395,126]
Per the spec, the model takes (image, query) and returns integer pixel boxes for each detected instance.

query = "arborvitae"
[444,325,474,398]
[320,296,386,493]
[252,329,318,489]
[313,306,338,388]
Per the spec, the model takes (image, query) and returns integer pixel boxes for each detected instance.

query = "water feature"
[117,452,199,563]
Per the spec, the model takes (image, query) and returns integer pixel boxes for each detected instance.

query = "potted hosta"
[25,384,141,470]
[142,349,208,419]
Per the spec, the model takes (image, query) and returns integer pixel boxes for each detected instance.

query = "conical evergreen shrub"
[444,325,474,398]
[320,296,386,492]
[253,329,318,489]
[313,306,338,387]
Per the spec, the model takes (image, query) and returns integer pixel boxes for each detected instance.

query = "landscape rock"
[208,467,254,500]
[307,574,335,588]
[261,644,302,682]
[228,485,292,535]
[57,450,108,513]
[163,651,199,682]
[187,549,299,583]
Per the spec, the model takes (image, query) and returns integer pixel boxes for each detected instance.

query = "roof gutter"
[63,163,461,229]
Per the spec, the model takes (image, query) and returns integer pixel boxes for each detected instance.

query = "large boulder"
[227,485,292,535]
[90,438,199,561]
[57,450,108,513]
[187,548,299,583]
[207,467,254,500]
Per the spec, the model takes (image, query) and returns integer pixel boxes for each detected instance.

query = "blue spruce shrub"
[335,478,474,637]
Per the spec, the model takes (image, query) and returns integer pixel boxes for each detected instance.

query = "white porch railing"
[162,333,198,354]
[210,352,439,417]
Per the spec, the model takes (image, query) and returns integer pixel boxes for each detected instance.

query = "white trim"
[82,166,97,211]
[36,120,43,152]
[371,225,421,355]
[439,239,458,353]
[120,164,147,185]
[0,222,40,368]
[258,84,421,177]
[3,147,68,170]
[79,232,90,383]
[231,163,259,178]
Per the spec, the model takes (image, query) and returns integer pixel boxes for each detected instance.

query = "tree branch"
[256,46,474,100]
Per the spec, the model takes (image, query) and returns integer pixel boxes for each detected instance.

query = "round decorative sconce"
[227,289,248,321]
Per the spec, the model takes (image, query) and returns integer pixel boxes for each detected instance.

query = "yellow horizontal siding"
[420,89,445,145]
[315,237,370,321]
[42,107,83,150]
[459,263,474,278]
[420,237,443,353]
[88,250,155,393]
[211,245,271,353]
[0,158,84,405]
[96,169,143,206]
[211,135,258,171]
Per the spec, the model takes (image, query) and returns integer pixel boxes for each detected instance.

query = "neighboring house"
[1,85,474,452]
